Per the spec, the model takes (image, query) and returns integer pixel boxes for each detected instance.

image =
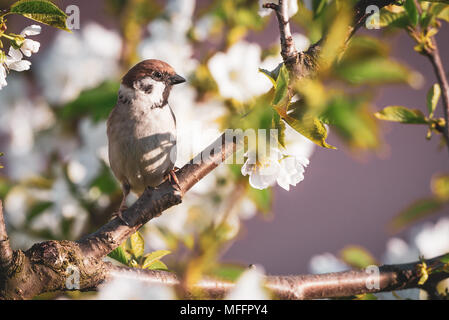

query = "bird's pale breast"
[107,99,176,195]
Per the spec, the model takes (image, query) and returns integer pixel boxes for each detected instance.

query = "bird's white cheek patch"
[137,77,165,106]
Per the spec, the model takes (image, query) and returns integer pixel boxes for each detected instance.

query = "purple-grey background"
[1,0,448,274]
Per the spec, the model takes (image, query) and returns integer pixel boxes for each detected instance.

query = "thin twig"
[426,44,449,154]
[263,1,298,66]
[407,0,449,154]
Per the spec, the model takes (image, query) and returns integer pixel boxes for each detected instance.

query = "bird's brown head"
[121,59,185,108]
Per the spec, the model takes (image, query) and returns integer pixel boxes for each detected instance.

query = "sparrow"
[107,59,186,224]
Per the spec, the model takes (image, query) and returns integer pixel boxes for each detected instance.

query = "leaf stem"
[0,33,14,40]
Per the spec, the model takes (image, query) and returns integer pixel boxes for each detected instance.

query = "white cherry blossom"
[97,272,175,300]
[0,44,35,90]
[139,0,197,76]
[36,23,122,104]
[208,41,272,102]
[8,25,41,60]
[226,266,269,300]
[0,65,7,89]
[241,121,314,191]
[20,25,42,36]
[19,38,40,57]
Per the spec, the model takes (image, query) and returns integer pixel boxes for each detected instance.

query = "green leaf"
[440,253,449,264]
[0,177,12,199]
[375,106,428,124]
[427,83,441,118]
[142,250,171,269]
[272,64,289,106]
[259,68,276,87]
[379,10,409,28]
[60,81,120,121]
[425,0,449,4]
[390,198,444,231]
[10,0,70,31]
[26,201,53,225]
[436,4,449,22]
[432,174,449,201]
[129,231,145,259]
[335,58,415,85]
[272,111,286,147]
[312,0,327,18]
[321,96,379,150]
[340,246,377,269]
[355,293,378,300]
[144,260,168,271]
[259,64,282,87]
[284,101,336,149]
[246,187,272,214]
[90,164,120,195]
[426,3,449,25]
[319,3,352,69]
[339,36,389,62]
[108,246,130,265]
[405,0,419,26]
[129,259,139,268]
[209,264,245,282]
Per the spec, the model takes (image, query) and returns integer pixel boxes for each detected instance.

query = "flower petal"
[8,47,23,61]
[7,60,31,72]
[21,25,42,37]
[21,39,40,57]
[241,160,253,177]
[0,65,7,89]
[276,156,306,190]
[249,171,270,190]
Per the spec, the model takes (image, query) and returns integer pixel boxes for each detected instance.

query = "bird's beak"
[170,74,186,85]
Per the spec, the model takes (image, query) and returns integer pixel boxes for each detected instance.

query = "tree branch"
[77,133,237,259]
[3,129,446,299]
[0,0,447,300]
[0,133,237,299]
[263,1,298,66]
[101,253,449,300]
[0,201,13,272]
[264,0,397,79]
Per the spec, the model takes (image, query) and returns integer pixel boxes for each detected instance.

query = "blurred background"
[0,0,447,283]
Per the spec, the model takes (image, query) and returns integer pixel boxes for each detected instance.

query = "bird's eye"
[154,71,162,79]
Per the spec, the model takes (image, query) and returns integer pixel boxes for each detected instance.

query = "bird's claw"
[168,169,182,192]
[111,206,130,226]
